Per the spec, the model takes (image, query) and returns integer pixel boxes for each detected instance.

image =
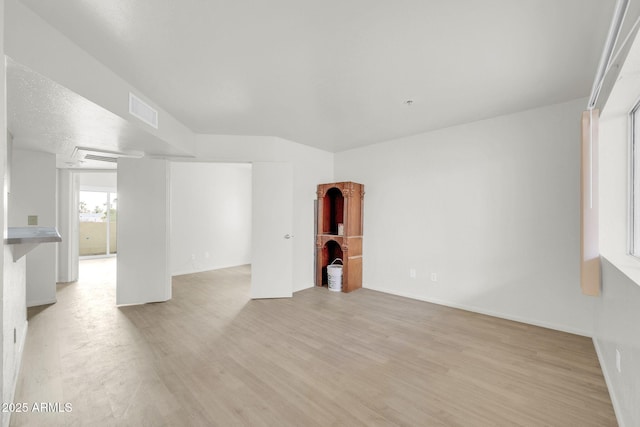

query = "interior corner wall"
[9,149,57,307]
[334,98,595,336]
[195,135,334,292]
[170,162,251,276]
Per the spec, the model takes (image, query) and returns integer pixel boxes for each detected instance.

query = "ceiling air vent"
[72,147,144,164]
[129,92,158,129]
[84,154,118,163]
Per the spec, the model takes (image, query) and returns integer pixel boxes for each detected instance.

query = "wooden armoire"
[315,181,364,292]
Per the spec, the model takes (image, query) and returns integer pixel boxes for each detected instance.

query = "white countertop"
[6,227,62,245]
[6,227,62,261]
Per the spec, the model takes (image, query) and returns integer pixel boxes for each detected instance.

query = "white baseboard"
[26,297,57,308]
[363,284,592,337]
[171,263,251,277]
[4,320,28,427]
[593,338,624,427]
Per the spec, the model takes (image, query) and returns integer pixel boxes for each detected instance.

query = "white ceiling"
[7,59,188,169]
[16,0,615,152]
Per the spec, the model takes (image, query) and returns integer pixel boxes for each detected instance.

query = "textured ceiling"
[7,59,188,169]
[17,0,615,152]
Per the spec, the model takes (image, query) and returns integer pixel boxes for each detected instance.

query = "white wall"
[593,259,640,427]
[2,5,29,426]
[9,149,57,307]
[117,158,170,305]
[335,98,594,335]
[57,169,79,283]
[118,135,330,302]
[170,162,251,276]
[78,171,117,191]
[2,250,25,425]
[195,135,334,292]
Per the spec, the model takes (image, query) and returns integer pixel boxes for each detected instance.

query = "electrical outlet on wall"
[27,215,38,226]
[409,268,416,279]
[431,273,438,282]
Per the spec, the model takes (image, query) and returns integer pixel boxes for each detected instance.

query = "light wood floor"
[11,258,616,426]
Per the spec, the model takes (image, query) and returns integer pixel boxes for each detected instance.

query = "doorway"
[79,190,117,257]
[75,171,118,287]
[168,161,292,300]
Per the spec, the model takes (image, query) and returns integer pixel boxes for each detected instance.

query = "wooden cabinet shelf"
[316,182,364,292]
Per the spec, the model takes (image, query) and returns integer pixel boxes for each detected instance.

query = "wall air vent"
[129,92,158,129]
[72,147,145,164]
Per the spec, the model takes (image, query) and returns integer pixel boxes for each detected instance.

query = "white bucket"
[327,258,343,292]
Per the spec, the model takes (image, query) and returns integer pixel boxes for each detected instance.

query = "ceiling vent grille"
[72,147,144,163]
[83,154,118,163]
[129,92,158,129]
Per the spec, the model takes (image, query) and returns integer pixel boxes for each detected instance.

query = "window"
[630,101,640,256]
[79,191,118,257]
